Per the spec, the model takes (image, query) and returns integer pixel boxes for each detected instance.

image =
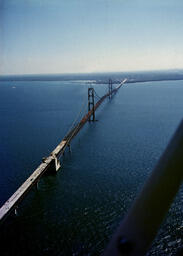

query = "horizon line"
[1,68,183,77]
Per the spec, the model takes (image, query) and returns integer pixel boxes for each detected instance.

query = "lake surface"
[0,79,183,255]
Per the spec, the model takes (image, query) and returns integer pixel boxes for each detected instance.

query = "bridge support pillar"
[54,155,61,171]
[14,206,18,216]
[68,144,71,153]
[88,88,95,121]
[46,154,61,173]
[108,79,113,98]
[36,180,39,190]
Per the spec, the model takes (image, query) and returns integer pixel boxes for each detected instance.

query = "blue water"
[0,80,183,255]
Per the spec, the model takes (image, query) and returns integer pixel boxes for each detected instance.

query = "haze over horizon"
[1,0,183,75]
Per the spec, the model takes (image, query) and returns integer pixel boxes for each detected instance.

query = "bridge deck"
[0,79,127,223]
[0,156,53,222]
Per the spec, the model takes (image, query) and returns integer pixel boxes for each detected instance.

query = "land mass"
[1,69,183,84]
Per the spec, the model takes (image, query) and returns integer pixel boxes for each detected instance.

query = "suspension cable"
[66,96,87,135]
[65,103,88,142]
[93,89,102,100]
[66,88,102,139]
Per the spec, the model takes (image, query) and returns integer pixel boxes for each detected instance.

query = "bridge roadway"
[0,79,127,223]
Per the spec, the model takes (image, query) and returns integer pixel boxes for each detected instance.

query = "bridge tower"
[108,79,113,98]
[88,88,95,121]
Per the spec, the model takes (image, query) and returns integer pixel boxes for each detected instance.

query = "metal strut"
[108,79,113,98]
[88,88,95,121]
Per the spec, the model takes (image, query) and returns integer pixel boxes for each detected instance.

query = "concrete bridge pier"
[14,206,18,216]
[53,155,61,172]
[36,180,39,190]
[43,154,61,173]
[68,144,71,153]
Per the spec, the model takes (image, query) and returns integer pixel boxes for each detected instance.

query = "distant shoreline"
[97,78,183,84]
[1,70,183,84]
[125,78,183,84]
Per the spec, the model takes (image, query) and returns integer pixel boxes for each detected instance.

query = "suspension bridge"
[0,78,127,223]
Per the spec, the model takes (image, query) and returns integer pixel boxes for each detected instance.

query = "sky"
[0,0,183,75]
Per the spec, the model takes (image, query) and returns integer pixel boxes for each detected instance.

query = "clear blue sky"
[1,0,183,75]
